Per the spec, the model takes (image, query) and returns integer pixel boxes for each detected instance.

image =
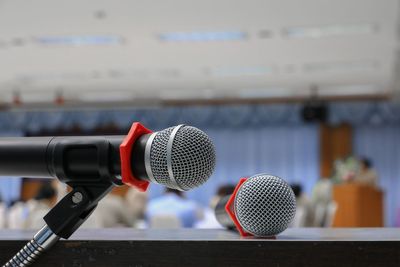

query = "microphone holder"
[3,122,153,267]
[3,172,118,267]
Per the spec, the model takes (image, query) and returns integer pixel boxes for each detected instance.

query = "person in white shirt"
[146,188,203,228]
[83,187,147,229]
[290,184,314,227]
[0,195,6,229]
[311,177,333,227]
[24,183,57,229]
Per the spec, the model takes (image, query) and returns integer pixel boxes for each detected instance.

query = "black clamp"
[44,138,122,239]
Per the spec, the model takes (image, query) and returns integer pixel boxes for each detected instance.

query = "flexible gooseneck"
[3,226,59,267]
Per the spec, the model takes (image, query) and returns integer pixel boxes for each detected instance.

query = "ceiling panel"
[0,0,398,105]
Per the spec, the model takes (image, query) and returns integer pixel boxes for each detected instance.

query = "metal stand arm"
[3,183,115,266]
[3,225,59,267]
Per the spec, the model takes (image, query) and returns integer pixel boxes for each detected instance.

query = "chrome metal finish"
[71,192,83,204]
[34,225,60,249]
[166,124,184,190]
[3,225,59,267]
[144,132,157,184]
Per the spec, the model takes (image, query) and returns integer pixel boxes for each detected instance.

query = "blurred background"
[0,0,399,230]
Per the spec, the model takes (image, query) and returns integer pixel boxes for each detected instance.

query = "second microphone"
[215,173,296,237]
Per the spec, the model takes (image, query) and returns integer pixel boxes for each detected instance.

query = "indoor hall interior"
[0,1,399,266]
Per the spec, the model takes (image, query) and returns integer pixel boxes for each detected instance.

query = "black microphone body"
[0,134,151,185]
[214,195,236,229]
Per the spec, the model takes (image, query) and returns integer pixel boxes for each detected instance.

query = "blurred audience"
[195,184,236,229]
[311,177,335,227]
[84,187,147,228]
[146,188,203,228]
[333,156,379,188]
[0,194,5,229]
[7,182,57,229]
[0,154,384,230]
[7,201,29,229]
[290,184,313,227]
[23,183,57,229]
[125,188,148,225]
[292,157,379,228]
[86,193,132,228]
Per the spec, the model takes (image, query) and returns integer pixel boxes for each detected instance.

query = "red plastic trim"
[119,122,152,192]
[225,177,253,237]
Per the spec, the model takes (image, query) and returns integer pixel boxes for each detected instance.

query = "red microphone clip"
[119,122,152,192]
[225,177,253,237]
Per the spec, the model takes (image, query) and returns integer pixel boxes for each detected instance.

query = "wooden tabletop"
[1,228,399,267]
[1,227,400,241]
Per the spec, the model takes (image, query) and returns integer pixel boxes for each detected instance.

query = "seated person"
[354,157,379,188]
[195,184,236,229]
[0,195,5,229]
[290,184,313,227]
[146,188,203,228]
[24,183,57,229]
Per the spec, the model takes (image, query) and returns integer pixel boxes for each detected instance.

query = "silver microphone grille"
[234,174,296,237]
[146,125,216,191]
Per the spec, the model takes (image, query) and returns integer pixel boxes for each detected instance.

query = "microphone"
[215,174,296,237]
[2,122,216,267]
[0,123,216,191]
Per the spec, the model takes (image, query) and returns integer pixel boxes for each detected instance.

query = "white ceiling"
[0,0,399,106]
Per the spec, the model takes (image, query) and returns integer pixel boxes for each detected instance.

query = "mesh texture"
[149,127,175,189]
[234,174,296,236]
[149,125,216,190]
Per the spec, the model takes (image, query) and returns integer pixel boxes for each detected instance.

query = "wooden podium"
[332,183,384,227]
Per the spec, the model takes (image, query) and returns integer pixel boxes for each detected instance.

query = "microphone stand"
[4,225,59,267]
[3,180,118,267]
[2,139,123,267]
[2,122,151,266]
